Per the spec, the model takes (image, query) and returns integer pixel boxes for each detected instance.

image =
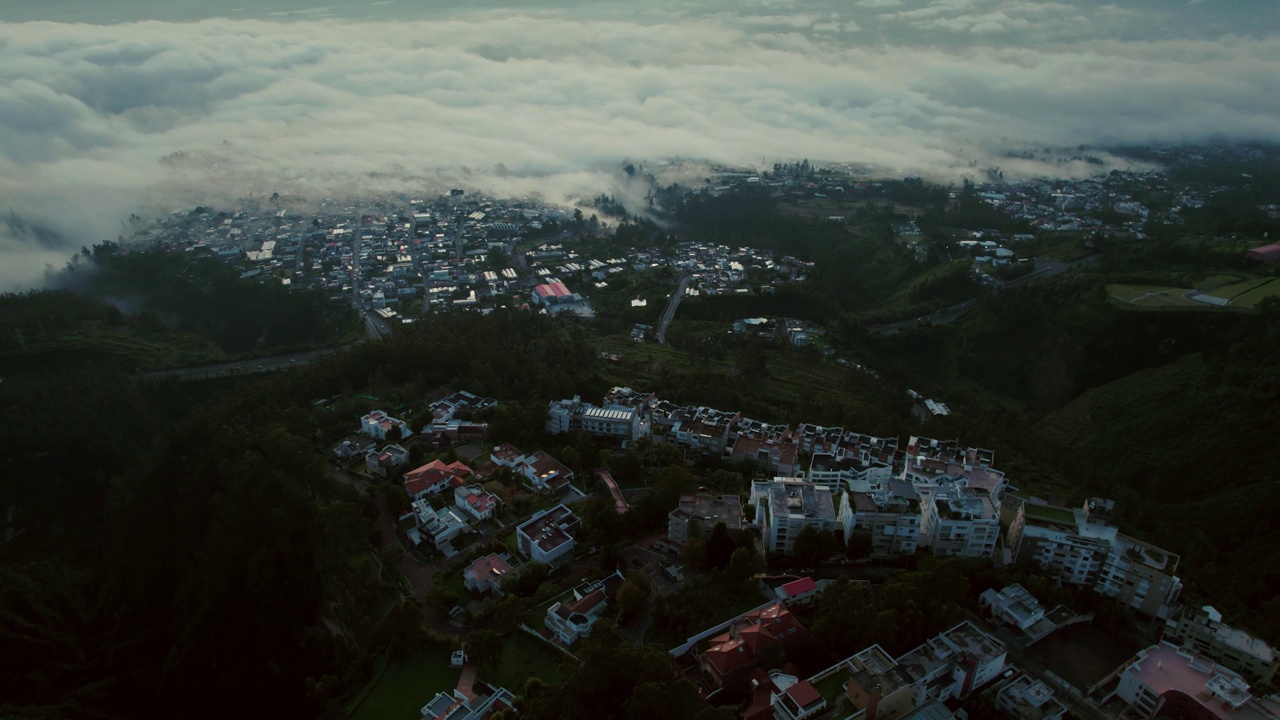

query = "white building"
[359,409,412,441]
[453,484,500,522]
[364,443,410,478]
[980,584,1046,632]
[1165,605,1278,683]
[896,621,1007,707]
[544,571,622,645]
[838,481,922,556]
[410,500,469,550]
[750,480,838,555]
[516,504,580,566]
[919,478,1000,558]
[462,553,513,595]
[1114,642,1280,720]
[808,452,894,493]
[546,395,643,442]
[994,673,1067,720]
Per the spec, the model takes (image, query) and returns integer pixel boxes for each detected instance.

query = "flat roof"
[1023,503,1077,526]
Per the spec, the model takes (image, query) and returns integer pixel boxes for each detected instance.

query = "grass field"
[1192,273,1251,289]
[1233,277,1280,308]
[350,649,457,720]
[1106,284,1202,308]
[1200,277,1274,301]
[481,631,566,692]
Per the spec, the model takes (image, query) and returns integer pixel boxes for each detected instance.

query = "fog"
[1,0,1278,287]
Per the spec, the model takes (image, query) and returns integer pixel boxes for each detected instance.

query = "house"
[333,437,375,461]
[419,684,517,720]
[762,670,827,720]
[980,584,1047,632]
[699,602,811,688]
[1114,641,1280,720]
[515,504,580,566]
[359,409,412,441]
[668,492,744,546]
[402,459,474,499]
[454,484,501,522]
[750,480,838,555]
[774,577,819,608]
[518,451,574,493]
[462,553,513,595]
[993,672,1067,720]
[409,500,470,551]
[544,571,624,645]
[1164,605,1278,683]
[365,443,410,478]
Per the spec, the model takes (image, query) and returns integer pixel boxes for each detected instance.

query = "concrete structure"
[515,504,579,566]
[365,443,410,478]
[462,553,512,595]
[1113,641,1280,720]
[980,584,1047,632]
[1165,606,1278,684]
[896,621,1007,707]
[453,484,500,522]
[359,409,412,441]
[842,644,917,720]
[544,571,623,645]
[410,500,469,550]
[1009,498,1182,619]
[751,480,838,555]
[667,492,744,546]
[769,672,827,720]
[546,395,643,442]
[919,478,1000,558]
[419,685,517,720]
[994,673,1067,720]
[838,481,922,556]
[809,452,894,493]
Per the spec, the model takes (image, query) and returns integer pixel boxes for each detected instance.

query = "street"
[656,274,691,344]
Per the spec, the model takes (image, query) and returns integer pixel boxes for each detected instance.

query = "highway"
[655,274,691,344]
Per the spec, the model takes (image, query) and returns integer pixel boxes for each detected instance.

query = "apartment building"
[1009,498,1182,619]
[1114,642,1280,720]
[751,480,838,555]
[896,621,1007,707]
[1165,605,1278,683]
[919,478,1000,558]
[809,452,894,493]
[545,395,643,442]
[668,492,744,546]
[994,673,1067,720]
[838,481,922,556]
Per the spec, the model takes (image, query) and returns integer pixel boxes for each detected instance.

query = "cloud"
[0,8,1277,287]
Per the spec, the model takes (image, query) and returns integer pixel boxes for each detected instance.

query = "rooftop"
[1122,642,1273,719]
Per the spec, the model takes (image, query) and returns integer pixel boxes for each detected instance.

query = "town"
[330,384,1280,720]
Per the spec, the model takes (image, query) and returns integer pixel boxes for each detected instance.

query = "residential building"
[773,577,819,608]
[462,553,513,595]
[1165,606,1278,683]
[699,602,811,687]
[454,484,500,522]
[517,450,574,493]
[918,478,1000,558]
[838,481,922,556]
[729,437,802,476]
[751,480,838,555]
[993,673,1067,720]
[419,685,517,720]
[546,395,644,442]
[402,459,474,498]
[896,621,1007,707]
[841,644,917,720]
[359,409,412,440]
[365,443,410,478]
[1114,641,1280,720]
[516,504,579,566]
[980,584,1046,632]
[544,571,624,645]
[333,437,375,461]
[769,672,827,720]
[809,452,894,493]
[1009,498,1182,619]
[901,701,957,720]
[668,492,744,546]
[409,500,469,550]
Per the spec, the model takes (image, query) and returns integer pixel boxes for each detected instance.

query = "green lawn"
[350,648,458,720]
[1107,284,1204,308]
[1231,278,1280,308]
[1201,277,1273,301]
[813,671,848,707]
[481,631,567,692]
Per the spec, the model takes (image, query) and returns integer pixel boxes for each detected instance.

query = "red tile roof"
[786,680,823,709]
[780,577,817,598]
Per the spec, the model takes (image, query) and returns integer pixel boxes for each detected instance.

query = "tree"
[386,425,403,443]
[706,522,737,571]
[682,537,708,570]
[387,485,411,519]
[617,571,653,620]
[725,547,758,585]
[466,629,502,669]
[792,525,838,566]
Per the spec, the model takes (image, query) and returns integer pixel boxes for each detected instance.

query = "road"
[655,275,692,344]
[872,254,1100,334]
[141,347,337,381]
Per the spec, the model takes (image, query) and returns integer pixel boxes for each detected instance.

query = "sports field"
[1107,284,1202,308]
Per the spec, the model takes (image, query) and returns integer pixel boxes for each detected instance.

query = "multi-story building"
[545,395,644,442]
[516,504,580,566]
[809,452,894,493]
[544,571,623,645]
[838,481,922,556]
[668,492,744,545]
[365,443,410,478]
[918,478,1000,558]
[462,553,513,595]
[359,409,412,440]
[750,480,838,555]
[979,584,1046,633]
[453,484,500,522]
[1009,498,1181,619]
[1114,642,1280,720]
[1165,606,1278,683]
[896,621,1007,707]
[841,644,917,720]
[699,602,811,687]
[994,673,1067,720]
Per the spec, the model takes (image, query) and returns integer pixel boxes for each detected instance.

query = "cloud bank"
[1,0,1278,287]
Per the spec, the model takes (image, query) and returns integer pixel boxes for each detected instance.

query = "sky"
[1,0,1278,287]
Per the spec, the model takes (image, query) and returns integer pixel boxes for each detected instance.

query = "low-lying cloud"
[1,0,1278,287]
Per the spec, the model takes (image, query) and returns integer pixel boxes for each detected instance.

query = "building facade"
[750,480,838,555]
